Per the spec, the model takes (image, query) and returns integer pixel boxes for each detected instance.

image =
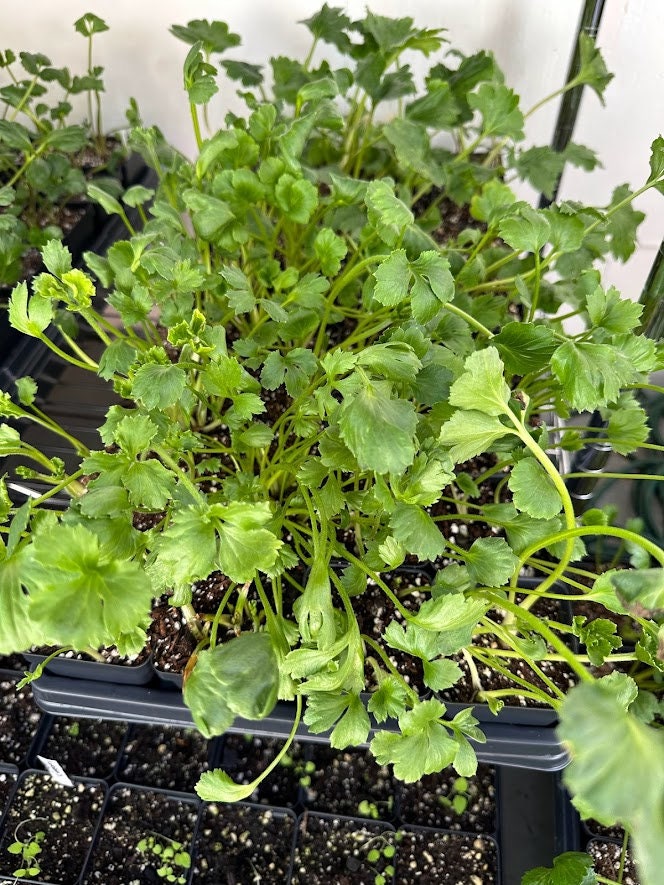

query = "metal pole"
[538,0,607,208]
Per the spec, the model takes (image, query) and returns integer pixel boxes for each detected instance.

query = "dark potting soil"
[398,764,497,834]
[37,717,128,780]
[412,190,480,245]
[395,828,499,885]
[116,724,212,793]
[81,785,198,885]
[191,802,296,884]
[292,814,395,885]
[0,772,105,884]
[355,570,432,695]
[149,572,233,677]
[0,677,41,765]
[221,734,305,808]
[587,838,640,885]
[0,769,17,816]
[303,745,396,821]
[439,596,576,709]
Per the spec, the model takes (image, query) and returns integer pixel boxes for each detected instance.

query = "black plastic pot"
[0,670,43,769]
[192,801,298,884]
[0,770,106,884]
[27,714,129,782]
[395,824,501,884]
[113,722,221,794]
[23,651,155,686]
[80,782,199,885]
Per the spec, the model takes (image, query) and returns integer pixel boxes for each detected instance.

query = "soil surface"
[303,745,396,821]
[0,772,105,884]
[395,828,499,885]
[0,675,42,765]
[398,764,497,833]
[221,734,305,807]
[192,802,296,884]
[116,724,214,793]
[292,814,396,885]
[587,838,639,885]
[81,785,198,885]
[36,717,128,780]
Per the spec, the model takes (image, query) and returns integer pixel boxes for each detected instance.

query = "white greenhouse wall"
[4,0,662,298]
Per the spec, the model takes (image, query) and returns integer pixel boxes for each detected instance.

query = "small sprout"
[137,833,191,884]
[7,827,45,879]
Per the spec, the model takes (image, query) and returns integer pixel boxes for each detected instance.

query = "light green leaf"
[365,180,414,247]
[410,251,454,323]
[509,459,562,519]
[586,284,642,334]
[367,676,410,722]
[449,347,510,416]
[338,381,417,474]
[499,206,551,253]
[373,250,410,307]
[184,633,278,737]
[439,410,512,462]
[390,502,445,560]
[468,83,525,139]
[464,537,518,586]
[132,363,187,410]
[559,681,664,885]
[575,33,613,103]
[196,769,257,802]
[314,228,348,277]
[521,852,598,885]
[551,341,634,411]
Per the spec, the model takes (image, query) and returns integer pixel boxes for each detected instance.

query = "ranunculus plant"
[1,8,663,883]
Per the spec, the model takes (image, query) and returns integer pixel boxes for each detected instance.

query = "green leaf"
[493,323,557,376]
[438,410,512,462]
[356,342,421,383]
[575,33,613,103]
[605,399,650,455]
[572,617,621,667]
[413,594,488,649]
[304,693,371,749]
[184,633,278,737]
[390,502,445,560]
[367,676,409,722]
[423,658,464,692]
[586,284,642,334]
[300,5,352,52]
[124,460,175,510]
[410,251,454,324]
[131,363,187,410]
[74,12,109,36]
[406,79,458,128]
[603,184,645,261]
[559,681,664,885]
[468,83,525,139]
[463,537,518,586]
[647,135,664,193]
[196,769,258,802]
[274,174,318,224]
[365,180,414,247]
[608,569,664,620]
[449,347,510,416]
[41,240,73,277]
[521,852,598,885]
[24,524,152,649]
[371,698,457,782]
[215,502,282,583]
[499,206,551,253]
[338,382,417,474]
[509,459,562,519]
[170,19,241,53]
[314,228,347,277]
[373,250,410,307]
[551,341,634,411]
[8,282,52,337]
[0,545,45,654]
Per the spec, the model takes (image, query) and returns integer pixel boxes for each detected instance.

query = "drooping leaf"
[521,852,598,885]
[449,347,511,416]
[559,681,664,885]
[438,410,513,462]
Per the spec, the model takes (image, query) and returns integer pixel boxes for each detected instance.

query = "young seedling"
[6,821,46,880]
[136,833,191,884]
[438,775,471,816]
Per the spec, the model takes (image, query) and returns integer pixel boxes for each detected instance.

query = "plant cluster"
[6,823,45,880]
[136,833,191,884]
[0,8,663,885]
[0,13,129,288]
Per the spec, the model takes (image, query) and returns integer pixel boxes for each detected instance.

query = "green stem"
[443,302,494,337]
[516,524,664,570]
[190,103,203,151]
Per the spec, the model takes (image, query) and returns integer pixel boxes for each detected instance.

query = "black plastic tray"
[30,673,568,771]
